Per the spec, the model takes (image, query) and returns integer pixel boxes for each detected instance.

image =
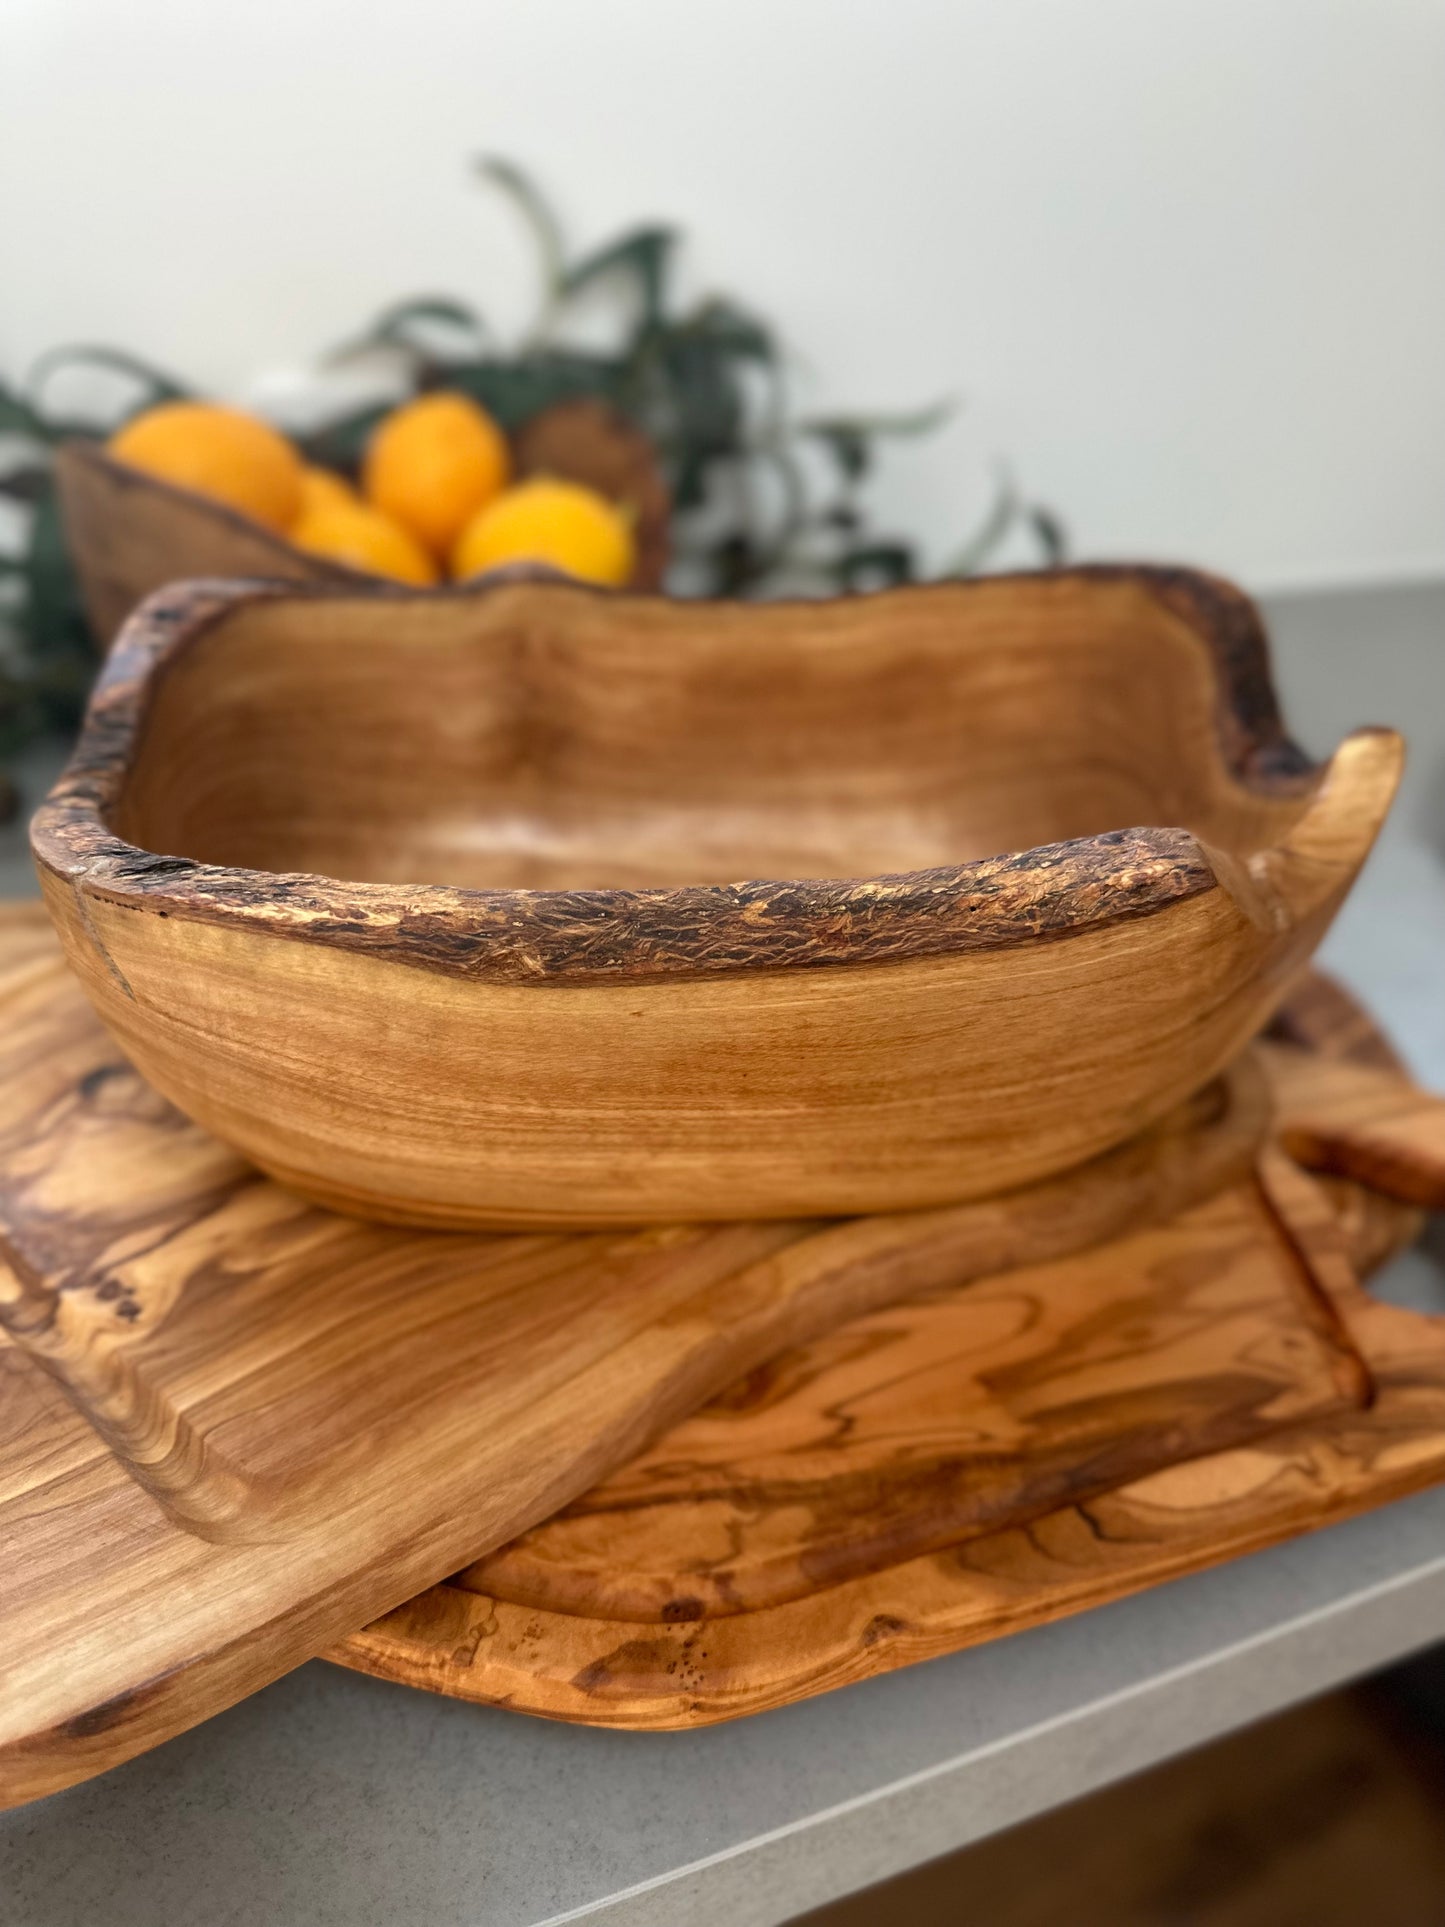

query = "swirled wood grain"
[0,905,1266,1809]
[330,1009,1445,1729]
[454,1182,1366,1622]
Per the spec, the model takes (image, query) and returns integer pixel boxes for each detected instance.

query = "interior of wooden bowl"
[108,572,1323,893]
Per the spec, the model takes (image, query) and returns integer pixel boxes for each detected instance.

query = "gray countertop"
[1,578,1443,1927]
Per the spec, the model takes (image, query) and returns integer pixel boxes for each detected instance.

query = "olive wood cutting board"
[0,903,1272,1809]
[439,1177,1369,1626]
[329,992,1445,1728]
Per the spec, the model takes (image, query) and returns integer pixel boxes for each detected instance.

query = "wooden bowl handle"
[1247,726,1404,931]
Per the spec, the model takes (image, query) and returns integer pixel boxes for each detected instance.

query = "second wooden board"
[452,1179,1367,1623]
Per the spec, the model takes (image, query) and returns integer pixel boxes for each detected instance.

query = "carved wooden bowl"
[31,567,1401,1229]
[53,397,671,648]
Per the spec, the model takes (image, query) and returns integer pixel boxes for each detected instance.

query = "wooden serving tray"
[329,1001,1445,1729]
[0,904,1277,1809]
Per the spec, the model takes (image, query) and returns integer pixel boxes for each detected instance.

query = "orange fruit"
[108,400,303,531]
[291,501,438,586]
[451,477,634,587]
[362,392,510,559]
[295,465,360,520]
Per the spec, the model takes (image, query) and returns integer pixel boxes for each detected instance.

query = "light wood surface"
[0,906,1263,1809]
[1265,1046,1445,1207]
[54,401,670,646]
[32,567,1400,1227]
[453,1181,1366,1623]
[331,1012,1445,1729]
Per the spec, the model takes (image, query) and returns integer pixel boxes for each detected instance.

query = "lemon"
[362,392,510,559]
[451,477,635,586]
[291,501,438,586]
[295,466,360,520]
[109,400,304,531]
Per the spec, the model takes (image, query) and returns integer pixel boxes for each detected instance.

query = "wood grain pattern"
[330,1030,1445,1730]
[31,566,1400,1226]
[1266,1045,1445,1210]
[0,906,1266,1809]
[454,1182,1367,1622]
[1265,968,1412,1075]
[55,404,670,645]
[1260,971,1432,1258]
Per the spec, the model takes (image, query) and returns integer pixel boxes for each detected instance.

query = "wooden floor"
[797,1654,1445,1926]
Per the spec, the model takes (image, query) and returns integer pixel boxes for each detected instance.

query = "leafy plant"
[0,158,1064,796]
[321,158,1064,595]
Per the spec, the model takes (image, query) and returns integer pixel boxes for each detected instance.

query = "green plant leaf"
[446,352,630,430]
[26,345,190,426]
[704,532,764,597]
[19,492,94,729]
[941,468,1019,577]
[475,154,567,303]
[801,398,958,485]
[0,382,46,439]
[1028,505,1068,565]
[683,298,775,362]
[801,397,955,443]
[745,438,808,566]
[338,296,493,364]
[838,542,917,590]
[293,401,395,475]
[561,227,678,328]
[0,464,51,505]
[24,493,77,637]
[659,333,744,444]
[801,421,872,484]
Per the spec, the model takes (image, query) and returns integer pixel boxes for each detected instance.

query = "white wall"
[2,0,1443,591]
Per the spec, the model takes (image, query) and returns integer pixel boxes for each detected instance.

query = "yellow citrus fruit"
[295,465,360,520]
[291,501,438,586]
[362,391,510,559]
[108,400,303,531]
[451,477,635,586]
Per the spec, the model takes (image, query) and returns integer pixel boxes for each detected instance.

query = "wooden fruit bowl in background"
[54,396,671,647]
[30,564,1401,1229]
